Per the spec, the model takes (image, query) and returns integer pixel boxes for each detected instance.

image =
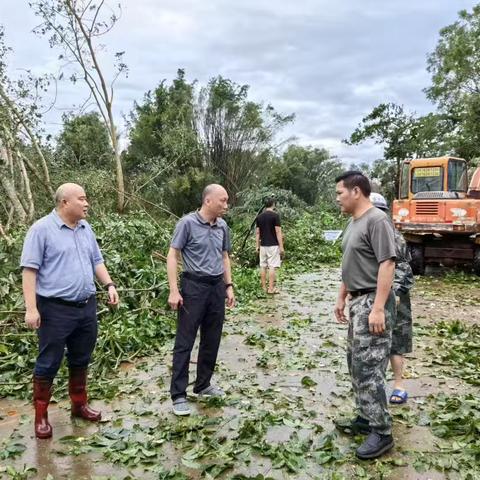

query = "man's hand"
[226,286,235,308]
[334,298,347,323]
[107,286,119,306]
[168,291,184,310]
[25,308,41,329]
[395,296,400,307]
[256,246,260,254]
[280,248,285,259]
[368,307,385,335]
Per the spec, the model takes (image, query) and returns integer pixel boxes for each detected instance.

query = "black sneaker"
[334,415,371,435]
[356,432,394,459]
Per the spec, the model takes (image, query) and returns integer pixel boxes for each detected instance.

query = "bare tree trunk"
[110,123,125,212]
[0,86,54,199]
[16,153,35,221]
[0,143,28,223]
[0,221,12,244]
[0,174,27,224]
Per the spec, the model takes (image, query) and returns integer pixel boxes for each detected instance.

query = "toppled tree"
[30,0,128,212]
[0,26,54,230]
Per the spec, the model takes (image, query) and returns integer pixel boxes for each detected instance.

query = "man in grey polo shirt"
[167,184,235,416]
[21,183,119,438]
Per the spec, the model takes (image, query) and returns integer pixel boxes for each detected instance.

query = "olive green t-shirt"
[341,207,396,292]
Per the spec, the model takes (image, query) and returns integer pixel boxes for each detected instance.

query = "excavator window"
[400,163,409,198]
[412,167,443,193]
[447,160,468,192]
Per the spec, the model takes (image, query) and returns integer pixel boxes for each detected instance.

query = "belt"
[182,271,224,285]
[37,295,93,308]
[348,288,376,298]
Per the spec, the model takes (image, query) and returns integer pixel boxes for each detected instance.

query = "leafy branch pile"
[414,393,480,478]
[0,214,177,398]
[423,320,480,385]
[0,209,342,399]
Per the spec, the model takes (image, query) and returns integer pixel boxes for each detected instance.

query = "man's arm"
[167,247,183,310]
[23,267,40,329]
[95,263,119,305]
[275,226,284,256]
[255,227,260,252]
[334,281,348,323]
[369,259,395,334]
[223,251,235,308]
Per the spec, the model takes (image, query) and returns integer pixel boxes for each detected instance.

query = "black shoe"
[334,415,371,435]
[356,432,394,459]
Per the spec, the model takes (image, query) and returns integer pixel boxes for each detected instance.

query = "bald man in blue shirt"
[21,183,119,439]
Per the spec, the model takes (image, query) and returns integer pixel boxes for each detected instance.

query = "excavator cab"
[393,157,480,275]
[398,157,468,201]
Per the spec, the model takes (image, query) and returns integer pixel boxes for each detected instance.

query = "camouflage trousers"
[347,291,395,435]
[391,292,413,355]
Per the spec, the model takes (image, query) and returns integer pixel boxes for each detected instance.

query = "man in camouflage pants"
[334,172,397,460]
[370,193,414,404]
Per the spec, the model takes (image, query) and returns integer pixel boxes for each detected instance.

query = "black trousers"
[170,273,226,400]
[35,295,97,379]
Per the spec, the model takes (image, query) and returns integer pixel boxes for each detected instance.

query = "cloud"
[0,0,475,164]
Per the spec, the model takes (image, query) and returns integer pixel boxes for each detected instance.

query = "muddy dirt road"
[1,268,479,479]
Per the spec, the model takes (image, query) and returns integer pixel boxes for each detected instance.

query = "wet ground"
[1,268,479,479]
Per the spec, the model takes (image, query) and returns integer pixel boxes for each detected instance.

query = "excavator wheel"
[473,246,480,276]
[409,243,425,275]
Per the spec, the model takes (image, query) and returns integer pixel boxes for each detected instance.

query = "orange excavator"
[392,156,480,275]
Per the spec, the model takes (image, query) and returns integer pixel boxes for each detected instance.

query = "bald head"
[201,184,227,204]
[54,183,89,223]
[200,184,229,219]
[55,183,86,206]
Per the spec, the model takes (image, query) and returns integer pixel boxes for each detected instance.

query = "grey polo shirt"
[171,211,231,276]
[20,210,104,301]
[341,207,396,292]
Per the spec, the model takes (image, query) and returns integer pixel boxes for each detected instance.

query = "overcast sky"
[0,0,476,164]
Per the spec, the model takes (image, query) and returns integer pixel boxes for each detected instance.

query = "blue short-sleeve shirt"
[171,211,231,276]
[20,210,104,301]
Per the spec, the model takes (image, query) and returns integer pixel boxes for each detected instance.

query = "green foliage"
[231,205,343,268]
[0,212,283,398]
[349,3,480,192]
[426,5,480,161]
[56,112,113,167]
[414,393,480,477]
[51,167,117,215]
[346,103,453,201]
[231,186,307,223]
[125,69,201,175]
[283,211,344,270]
[0,436,26,460]
[162,167,217,216]
[0,465,37,480]
[267,145,343,205]
[424,319,480,385]
[197,75,293,203]
[0,214,176,398]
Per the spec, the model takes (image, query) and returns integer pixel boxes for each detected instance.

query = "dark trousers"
[35,295,98,379]
[170,274,226,401]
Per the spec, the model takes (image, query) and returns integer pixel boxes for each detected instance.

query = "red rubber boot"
[33,376,53,439]
[68,367,101,421]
